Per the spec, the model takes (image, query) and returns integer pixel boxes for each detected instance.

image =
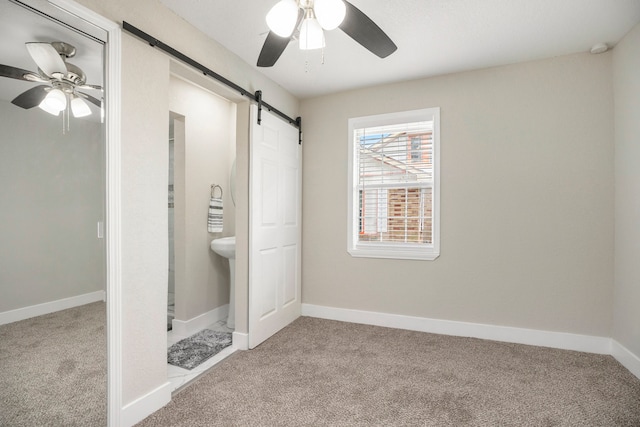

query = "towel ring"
[211,184,223,198]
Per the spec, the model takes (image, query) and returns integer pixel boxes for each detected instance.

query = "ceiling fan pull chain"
[61,100,70,135]
[304,47,309,73]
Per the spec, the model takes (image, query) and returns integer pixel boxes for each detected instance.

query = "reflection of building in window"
[410,136,421,161]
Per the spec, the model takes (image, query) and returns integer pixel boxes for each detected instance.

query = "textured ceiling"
[160,0,640,99]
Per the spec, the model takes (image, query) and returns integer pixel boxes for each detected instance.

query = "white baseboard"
[0,290,106,325]
[121,381,171,427]
[612,340,640,380]
[232,331,249,350]
[172,304,229,337]
[301,304,611,355]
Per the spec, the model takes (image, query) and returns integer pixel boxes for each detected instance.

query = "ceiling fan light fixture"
[71,95,92,118]
[39,88,67,115]
[314,0,346,30]
[299,16,325,50]
[38,100,61,116]
[258,0,397,67]
[266,0,299,37]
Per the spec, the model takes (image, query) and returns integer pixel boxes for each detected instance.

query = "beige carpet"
[138,316,640,427]
[0,302,107,427]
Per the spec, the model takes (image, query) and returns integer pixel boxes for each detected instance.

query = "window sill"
[348,247,439,261]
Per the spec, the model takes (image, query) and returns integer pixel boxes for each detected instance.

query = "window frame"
[347,107,441,261]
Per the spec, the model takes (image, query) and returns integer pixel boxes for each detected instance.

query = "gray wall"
[169,75,236,321]
[300,52,614,337]
[0,100,104,312]
[613,22,640,357]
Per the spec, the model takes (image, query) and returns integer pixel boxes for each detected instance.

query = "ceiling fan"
[0,41,102,118]
[258,0,397,67]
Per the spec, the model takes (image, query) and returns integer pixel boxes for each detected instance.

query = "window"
[347,108,440,260]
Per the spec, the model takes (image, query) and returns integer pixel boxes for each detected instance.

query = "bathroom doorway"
[166,73,238,390]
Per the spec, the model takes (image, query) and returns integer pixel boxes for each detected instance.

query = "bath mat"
[167,329,232,370]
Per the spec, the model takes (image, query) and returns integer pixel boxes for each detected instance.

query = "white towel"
[208,197,223,233]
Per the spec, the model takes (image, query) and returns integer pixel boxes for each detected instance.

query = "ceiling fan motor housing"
[62,62,87,86]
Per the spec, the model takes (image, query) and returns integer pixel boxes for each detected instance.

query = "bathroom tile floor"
[167,319,236,392]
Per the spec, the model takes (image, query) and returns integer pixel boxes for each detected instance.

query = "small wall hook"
[211,184,223,199]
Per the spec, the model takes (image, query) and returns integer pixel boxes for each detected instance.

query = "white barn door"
[249,105,301,349]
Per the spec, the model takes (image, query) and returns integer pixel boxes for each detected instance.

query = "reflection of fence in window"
[361,188,387,235]
[359,187,432,244]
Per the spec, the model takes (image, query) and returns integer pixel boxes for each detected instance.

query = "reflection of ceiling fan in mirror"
[0,41,102,119]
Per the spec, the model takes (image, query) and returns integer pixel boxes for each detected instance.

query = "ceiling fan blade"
[0,64,46,82]
[257,8,304,67]
[76,91,102,108]
[257,32,291,67]
[11,85,49,109]
[77,83,103,91]
[339,1,397,58]
[25,42,67,78]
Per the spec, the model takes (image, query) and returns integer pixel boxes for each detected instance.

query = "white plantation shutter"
[348,108,440,260]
